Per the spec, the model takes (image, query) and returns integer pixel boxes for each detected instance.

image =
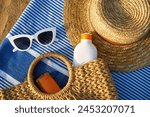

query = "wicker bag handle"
[27,52,73,98]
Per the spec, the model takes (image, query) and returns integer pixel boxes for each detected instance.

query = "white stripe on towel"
[27,49,69,76]
[0,70,20,85]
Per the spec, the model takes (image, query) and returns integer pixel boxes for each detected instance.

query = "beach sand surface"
[0,0,30,43]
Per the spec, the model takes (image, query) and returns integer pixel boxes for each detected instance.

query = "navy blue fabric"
[112,67,150,100]
[0,39,34,82]
[0,0,149,100]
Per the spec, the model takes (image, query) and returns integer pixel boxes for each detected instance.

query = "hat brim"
[63,0,150,72]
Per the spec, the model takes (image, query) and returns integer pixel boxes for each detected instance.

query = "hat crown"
[90,0,150,44]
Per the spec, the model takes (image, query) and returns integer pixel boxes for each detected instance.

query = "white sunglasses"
[8,27,56,52]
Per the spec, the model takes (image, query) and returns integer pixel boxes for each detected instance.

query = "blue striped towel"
[0,0,150,100]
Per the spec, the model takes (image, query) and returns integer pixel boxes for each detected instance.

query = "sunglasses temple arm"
[12,48,17,52]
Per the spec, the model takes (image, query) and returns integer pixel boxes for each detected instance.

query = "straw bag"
[0,52,117,100]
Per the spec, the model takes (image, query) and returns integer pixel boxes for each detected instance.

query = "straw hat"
[64,0,150,71]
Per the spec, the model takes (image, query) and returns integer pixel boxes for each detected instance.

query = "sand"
[0,0,30,43]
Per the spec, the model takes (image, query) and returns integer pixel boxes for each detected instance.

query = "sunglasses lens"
[38,31,53,45]
[14,37,30,50]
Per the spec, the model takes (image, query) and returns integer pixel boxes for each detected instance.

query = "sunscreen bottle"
[73,33,97,66]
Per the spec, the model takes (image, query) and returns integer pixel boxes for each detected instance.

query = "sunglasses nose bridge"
[30,35,34,39]
[29,35,35,44]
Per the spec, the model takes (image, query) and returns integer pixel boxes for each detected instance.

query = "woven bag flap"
[72,58,118,100]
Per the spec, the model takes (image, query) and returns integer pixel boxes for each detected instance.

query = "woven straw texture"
[0,52,117,100]
[64,0,150,72]
[72,58,117,100]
